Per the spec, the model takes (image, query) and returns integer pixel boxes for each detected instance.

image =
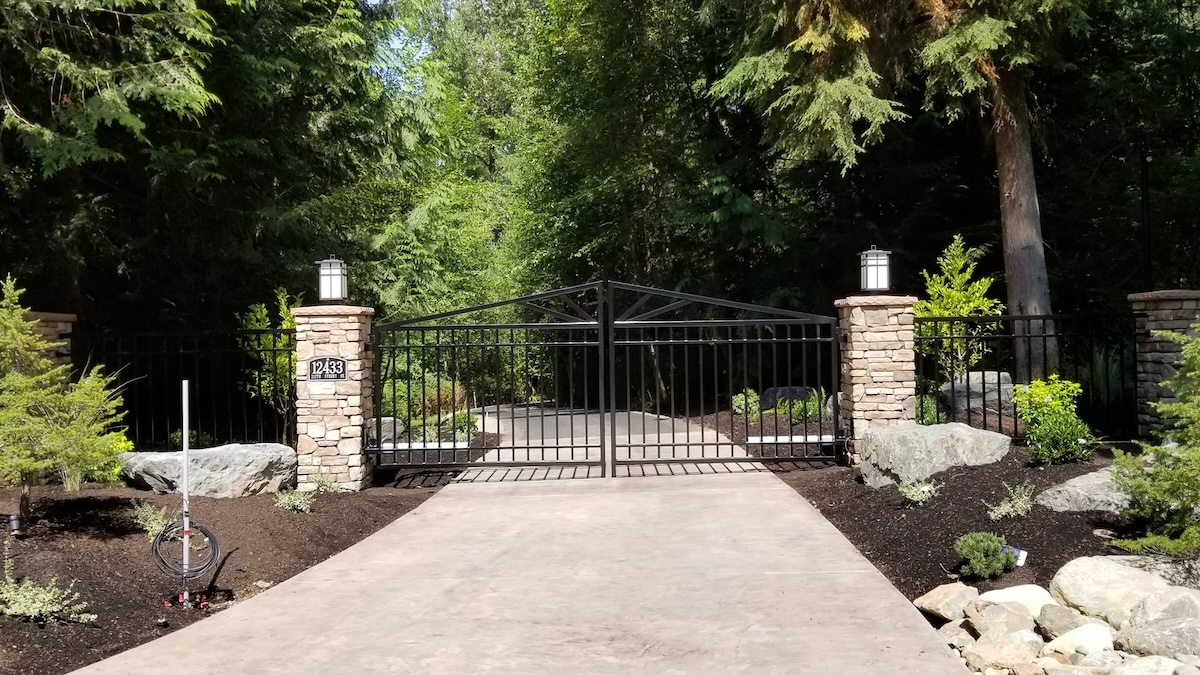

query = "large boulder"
[1036,467,1130,515]
[1050,557,1171,628]
[367,417,406,446]
[121,443,297,498]
[968,601,1036,637]
[940,371,1015,417]
[1115,617,1200,658]
[1128,588,1200,627]
[859,422,1011,488]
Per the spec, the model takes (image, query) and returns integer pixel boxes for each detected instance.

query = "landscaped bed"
[0,483,441,675]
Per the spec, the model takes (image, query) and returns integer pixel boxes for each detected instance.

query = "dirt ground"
[0,480,441,675]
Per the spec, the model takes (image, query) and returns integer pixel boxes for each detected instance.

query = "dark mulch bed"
[0,482,440,675]
[702,410,840,459]
[771,447,1123,601]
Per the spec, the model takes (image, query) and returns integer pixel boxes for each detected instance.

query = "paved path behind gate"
[74,473,967,675]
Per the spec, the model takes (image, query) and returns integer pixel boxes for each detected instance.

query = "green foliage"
[273,490,315,514]
[0,278,130,503]
[1113,325,1200,543]
[914,236,1005,378]
[731,389,761,423]
[1113,525,1200,558]
[131,500,172,542]
[1024,407,1096,465]
[0,540,96,624]
[312,473,339,495]
[410,412,478,444]
[168,429,216,450]
[984,481,1035,521]
[954,532,1017,579]
[1013,376,1084,425]
[915,394,947,425]
[238,289,299,418]
[898,480,942,507]
[775,388,825,423]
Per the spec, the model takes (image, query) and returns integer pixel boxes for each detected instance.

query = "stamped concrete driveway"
[73,472,968,675]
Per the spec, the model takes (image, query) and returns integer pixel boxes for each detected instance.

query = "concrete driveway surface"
[73,473,968,675]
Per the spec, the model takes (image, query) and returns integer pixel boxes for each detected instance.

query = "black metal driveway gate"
[368,282,843,478]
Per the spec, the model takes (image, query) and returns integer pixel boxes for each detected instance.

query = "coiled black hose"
[151,521,220,581]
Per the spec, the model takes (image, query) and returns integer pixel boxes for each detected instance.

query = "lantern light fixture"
[859,245,891,293]
[317,256,348,303]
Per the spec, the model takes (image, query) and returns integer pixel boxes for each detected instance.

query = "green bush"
[0,277,130,516]
[0,540,95,624]
[1114,322,1200,545]
[131,500,172,541]
[411,411,478,443]
[915,393,946,425]
[776,388,825,423]
[898,479,942,506]
[1013,375,1083,424]
[274,490,315,513]
[1112,524,1200,557]
[381,370,468,423]
[954,532,1017,579]
[1025,408,1097,465]
[731,388,761,422]
[312,472,339,494]
[984,481,1035,521]
[168,428,217,450]
[914,235,1005,379]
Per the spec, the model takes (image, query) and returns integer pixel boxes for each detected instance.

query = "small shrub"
[411,411,478,443]
[915,393,946,425]
[274,489,315,513]
[777,388,825,423]
[984,481,1035,521]
[1013,375,1083,425]
[0,540,95,624]
[1025,407,1097,465]
[131,500,172,541]
[898,479,942,506]
[312,472,339,494]
[954,532,1017,579]
[731,389,761,422]
[168,429,216,450]
[913,235,1005,379]
[1112,524,1200,557]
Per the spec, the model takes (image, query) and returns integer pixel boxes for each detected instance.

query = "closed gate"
[368,282,843,478]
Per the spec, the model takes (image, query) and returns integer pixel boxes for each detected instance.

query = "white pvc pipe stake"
[181,380,191,603]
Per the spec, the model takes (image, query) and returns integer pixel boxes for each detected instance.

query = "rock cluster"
[915,556,1200,675]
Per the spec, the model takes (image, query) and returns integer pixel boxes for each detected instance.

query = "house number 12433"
[308,357,348,381]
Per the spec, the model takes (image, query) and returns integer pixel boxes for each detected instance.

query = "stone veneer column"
[834,295,918,462]
[26,311,76,367]
[292,305,374,492]
[1128,290,1200,438]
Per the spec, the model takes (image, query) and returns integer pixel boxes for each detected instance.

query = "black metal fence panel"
[72,330,296,450]
[913,314,1140,440]
[369,282,845,476]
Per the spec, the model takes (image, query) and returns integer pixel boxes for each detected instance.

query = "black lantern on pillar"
[317,256,348,303]
[859,245,891,293]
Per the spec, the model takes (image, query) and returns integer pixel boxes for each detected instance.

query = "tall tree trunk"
[991,70,1056,381]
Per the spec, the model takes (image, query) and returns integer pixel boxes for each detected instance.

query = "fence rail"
[72,329,296,450]
[914,313,1141,440]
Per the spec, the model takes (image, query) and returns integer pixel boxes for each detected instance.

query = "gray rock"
[1036,467,1130,514]
[121,443,297,498]
[1040,603,1110,640]
[367,417,406,445]
[1077,649,1128,668]
[1042,623,1114,657]
[1111,655,1186,675]
[968,601,1037,637]
[760,386,816,409]
[859,422,1011,488]
[1175,665,1200,675]
[940,370,1015,417]
[916,582,980,621]
[963,630,1043,671]
[1130,589,1200,627]
[1117,618,1200,658]
[1177,654,1200,666]
[938,619,976,650]
[1051,557,1171,628]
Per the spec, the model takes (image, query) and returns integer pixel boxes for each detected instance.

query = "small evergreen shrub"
[777,388,825,423]
[898,479,942,506]
[1112,524,1200,557]
[0,540,95,624]
[731,389,761,422]
[131,500,172,541]
[168,429,217,450]
[954,532,1017,579]
[274,489,315,513]
[913,235,1005,379]
[984,481,1035,521]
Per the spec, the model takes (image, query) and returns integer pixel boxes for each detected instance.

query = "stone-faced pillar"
[26,311,76,367]
[292,305,374,492]
[1128,290,1200,438]
[834,295,918,461]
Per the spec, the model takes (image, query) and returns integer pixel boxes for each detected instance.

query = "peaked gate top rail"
[369,282,844,479]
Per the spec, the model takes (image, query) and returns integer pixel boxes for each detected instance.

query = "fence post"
[292,305,375,492]
[834,295,918,462]
[1128,290,1200,439]
[26,311,76,367]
